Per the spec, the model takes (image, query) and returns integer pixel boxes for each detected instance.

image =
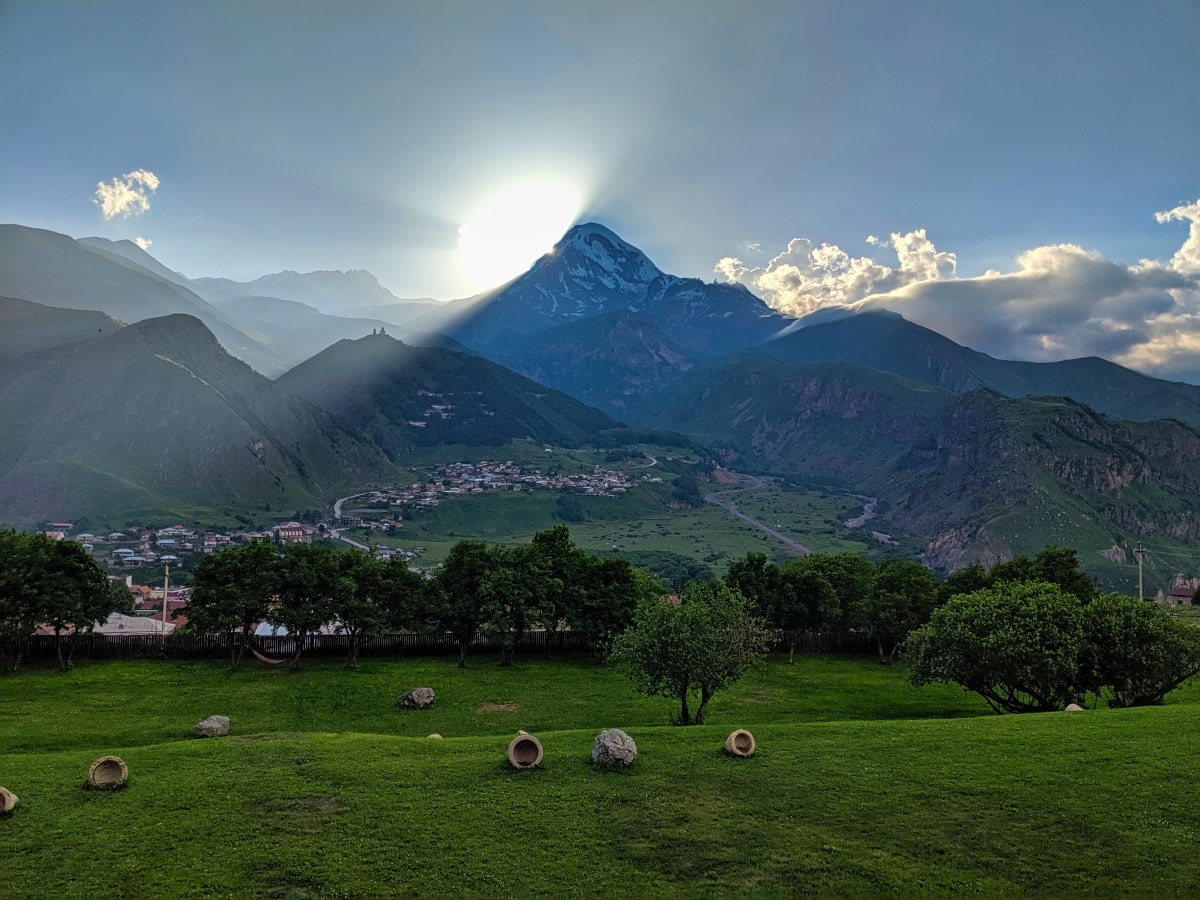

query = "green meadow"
[2,654,1198,896]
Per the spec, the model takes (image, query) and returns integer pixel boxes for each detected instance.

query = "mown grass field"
[2,654,1199,896]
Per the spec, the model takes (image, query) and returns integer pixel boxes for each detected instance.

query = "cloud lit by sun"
[457,179,582,292]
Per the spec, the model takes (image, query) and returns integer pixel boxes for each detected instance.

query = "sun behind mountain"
[457,179,582,291]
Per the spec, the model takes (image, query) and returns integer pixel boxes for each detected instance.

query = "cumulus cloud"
[1155,199,1200,275]
[134,236,152,251]
[717,200,1200,382]
[94,169,160,219]
[715,229,955,315]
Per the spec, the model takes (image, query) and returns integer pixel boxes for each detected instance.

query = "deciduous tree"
[1080,593,1200,707]
[906,580,1086,713]
[187,540,280,670]
[612,581,771,725]
[851,558,940,664]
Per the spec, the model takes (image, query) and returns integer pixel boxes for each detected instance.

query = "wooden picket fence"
[12,628,878,664]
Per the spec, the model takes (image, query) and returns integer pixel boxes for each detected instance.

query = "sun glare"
[458,179,582,292]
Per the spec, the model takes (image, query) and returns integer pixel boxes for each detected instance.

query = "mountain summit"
[441,222,791,355]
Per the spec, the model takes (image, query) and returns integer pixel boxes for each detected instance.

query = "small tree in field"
[612,581,771,725]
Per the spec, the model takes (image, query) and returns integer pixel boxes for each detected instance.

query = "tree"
[787,552,876,630]
[0,531,124,673]
[851,558,940,664]
[0,530,49,673]
[937,562,990,603]
[335,552,424,668]
[987,546,1096,603]
[479,544,538,667]
[612,581,771,725]
[727,551,840,662]
[274,543,346,667]
[906,580,1086,713]
[40,538,122,671]
[187,540,280,670]
[430,539,495,667]
[569,558,658,659]
[1080,593,1200,707]
[775,565,840,660]
[526,525,586,656]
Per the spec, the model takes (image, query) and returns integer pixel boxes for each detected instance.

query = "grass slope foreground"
[0,656,1197,896]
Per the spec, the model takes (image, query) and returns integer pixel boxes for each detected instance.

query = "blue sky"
[2,1,1199,376]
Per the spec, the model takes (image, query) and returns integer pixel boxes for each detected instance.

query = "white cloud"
[94,169,160,219]
[716,200,1200,382]
[715,229,955,315]
[134,236,152,251]
[1155,199,1200,275]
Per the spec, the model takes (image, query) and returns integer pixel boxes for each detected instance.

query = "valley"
[3,221,1200,599]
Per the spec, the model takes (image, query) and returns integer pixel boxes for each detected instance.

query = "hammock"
[249,644,286,665]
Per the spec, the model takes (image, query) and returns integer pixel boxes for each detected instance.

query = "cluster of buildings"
[358,460,636,515]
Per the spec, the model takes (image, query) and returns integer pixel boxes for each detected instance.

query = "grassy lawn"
[2,655,1198,896]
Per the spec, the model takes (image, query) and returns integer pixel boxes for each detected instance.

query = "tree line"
[719,544,1200,711]
[5,523,1198,717]
[185,526,663,670]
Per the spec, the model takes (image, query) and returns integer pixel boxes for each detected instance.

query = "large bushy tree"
[569,559,659,659]
[906,580,1087,713]
[612,581,771,725]
[787,552,876,630]
[274,542,348,667]
[335,552,425,668]
[1080,593,1200,707]
[726,551,841,662]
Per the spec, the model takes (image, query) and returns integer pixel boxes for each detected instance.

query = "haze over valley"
[2,1,1199,595]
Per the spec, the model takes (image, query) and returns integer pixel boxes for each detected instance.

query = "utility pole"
[1132,543,1146,601]
[161,563,170,643]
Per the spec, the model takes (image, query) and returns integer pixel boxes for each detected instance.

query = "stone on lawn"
[0,785,18,816]
[193,715,231,737]
[397,687,436,709]
[592,728,637,768]
[1064,703,1085,712]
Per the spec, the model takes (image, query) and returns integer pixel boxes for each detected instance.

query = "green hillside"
[0,312,394,528]
[277,333,618,457]
[1,656,1197,896]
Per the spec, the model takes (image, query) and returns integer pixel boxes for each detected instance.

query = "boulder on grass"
[86,755,128,790]
[0,786,18,816]
[591,728,637,768]
[397,687,436,709]
[193,715,231,737]
[1064,703,1085,712]
[507,733,544,769]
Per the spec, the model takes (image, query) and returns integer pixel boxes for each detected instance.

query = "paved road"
[704,472,810,557]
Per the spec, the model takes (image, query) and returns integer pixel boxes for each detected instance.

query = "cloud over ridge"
[94,169,159,219]
[717,199,1200,382]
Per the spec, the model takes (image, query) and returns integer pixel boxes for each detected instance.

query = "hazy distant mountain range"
[5,220,1200,572]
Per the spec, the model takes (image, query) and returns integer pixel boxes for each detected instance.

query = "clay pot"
[86,755,129,790]
[724,729,756,758]
[506,733,543,769]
